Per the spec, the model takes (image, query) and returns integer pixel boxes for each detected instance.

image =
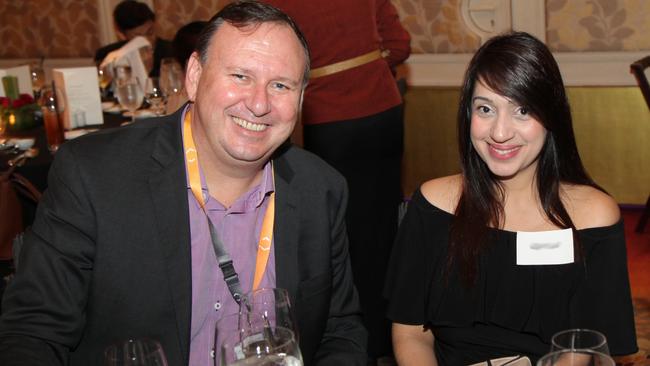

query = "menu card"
[52,67,103,129]
[0,65,32,97]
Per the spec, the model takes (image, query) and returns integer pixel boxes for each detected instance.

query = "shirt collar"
[181,106,275,208]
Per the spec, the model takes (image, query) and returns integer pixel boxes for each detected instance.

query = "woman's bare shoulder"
[420,174,462,214]
[562,183,620,229]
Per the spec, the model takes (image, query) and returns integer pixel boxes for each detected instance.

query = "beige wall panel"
[402,87,461,197]
[567,87,649,204]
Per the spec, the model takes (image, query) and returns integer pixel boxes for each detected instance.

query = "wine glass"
[159,58,183,97]
[550,329,610,355]
[98,65,114,101]
[30,62,45,100]
[219,326,302,366]
[104,338,168,366]
[241,288,298,340]
[115,76,144,125]
[144,77,166,116]
[537,349,614,366]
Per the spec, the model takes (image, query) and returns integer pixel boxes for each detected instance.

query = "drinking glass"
[41,88,64,153]
[550,329,609,355]
[144,77,166,116]
[98,65,114,100]
[104,338,168,366]
[30,61,45,100]
[219,326,302,366]
[115,76,144,124]
[537,349,614,366]
[159,58,183,97]
[241,288,298,340]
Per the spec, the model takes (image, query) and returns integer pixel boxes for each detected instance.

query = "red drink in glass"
[43,108,64,153]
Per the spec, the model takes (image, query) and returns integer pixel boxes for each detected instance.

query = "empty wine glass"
[241,288,298,341]
[551,329,610,355]
[104,338,168,366]
[537,349,614,366]
[159,58,183,97]
[219,326,302,366]
[115,76,144,125]
[144,77,166,116]
[30,61,45,100]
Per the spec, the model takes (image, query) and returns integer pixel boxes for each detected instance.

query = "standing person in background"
[263,0,410,363]
[94,0,173,77]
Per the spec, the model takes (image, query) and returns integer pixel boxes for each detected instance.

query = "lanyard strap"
[182,109,275,302]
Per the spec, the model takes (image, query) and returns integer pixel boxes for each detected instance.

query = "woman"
[384,32,638,365]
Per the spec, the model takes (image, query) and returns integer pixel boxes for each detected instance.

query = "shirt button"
[210,349,215,358]
[214,301,221,311]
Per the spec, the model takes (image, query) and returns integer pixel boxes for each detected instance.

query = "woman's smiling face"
[470,79,548,181]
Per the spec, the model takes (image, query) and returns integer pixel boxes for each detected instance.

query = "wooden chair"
[630,56,650,233]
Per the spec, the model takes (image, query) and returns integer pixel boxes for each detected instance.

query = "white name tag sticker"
[516,228,574,265]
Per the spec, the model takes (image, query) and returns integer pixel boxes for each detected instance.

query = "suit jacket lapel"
[148,113,192,363]
[273,151,301,303]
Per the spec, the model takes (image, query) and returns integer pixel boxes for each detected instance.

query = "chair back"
[631,56,650,110]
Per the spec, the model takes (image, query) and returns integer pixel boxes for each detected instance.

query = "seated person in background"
[166,20,207,113]
[172,21,207,69]
[94,0,172,77]
[384,32,638,365]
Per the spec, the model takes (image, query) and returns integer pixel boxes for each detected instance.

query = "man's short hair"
[195,0,311,87]
[113,0,155,32]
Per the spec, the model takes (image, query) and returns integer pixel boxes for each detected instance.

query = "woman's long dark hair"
[449,32,601,286]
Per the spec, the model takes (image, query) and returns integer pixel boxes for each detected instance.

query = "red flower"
[12,99,26,109]
[18,94,34,104]
[0,97,9,108]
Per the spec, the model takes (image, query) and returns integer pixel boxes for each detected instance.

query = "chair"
[630,56,650,233]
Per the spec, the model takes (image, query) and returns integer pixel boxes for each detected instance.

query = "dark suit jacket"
[0,109,367,365]
[94,37,174,77]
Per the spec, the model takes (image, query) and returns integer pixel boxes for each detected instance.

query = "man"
[94,0,173,77]
[0,2,366,365]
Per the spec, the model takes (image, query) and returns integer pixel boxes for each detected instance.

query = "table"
[2,112,128,191]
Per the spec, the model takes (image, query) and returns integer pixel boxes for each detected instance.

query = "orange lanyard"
[182,109,274,292]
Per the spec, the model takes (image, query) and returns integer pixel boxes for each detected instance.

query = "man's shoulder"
[274,145,346,187]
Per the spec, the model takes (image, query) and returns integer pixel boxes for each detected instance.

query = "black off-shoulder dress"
[384,189,638,365]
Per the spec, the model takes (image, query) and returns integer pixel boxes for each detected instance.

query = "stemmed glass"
[537,349,614,366]
[104,338,168,366]
[550,329,610,355]
[30,61,45,100]
[98,65,114,101]
[241,288,298,340]
[144,77,166,116]
[159,58,183,97]
[115,75,144,125]
[219,325,302,366]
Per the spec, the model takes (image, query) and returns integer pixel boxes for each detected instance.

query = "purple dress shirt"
[183,109,276,365]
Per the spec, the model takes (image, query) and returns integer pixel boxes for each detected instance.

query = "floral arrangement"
[0,93,40,131]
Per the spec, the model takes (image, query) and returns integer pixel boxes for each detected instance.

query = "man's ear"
[185,52,203,102]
